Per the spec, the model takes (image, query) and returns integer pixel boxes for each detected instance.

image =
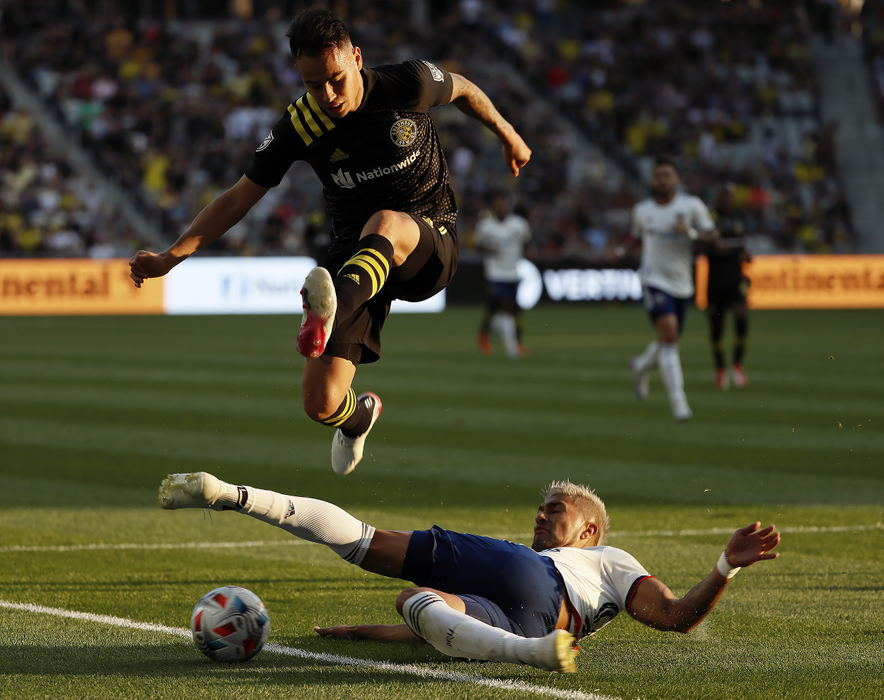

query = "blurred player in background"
[474,191,532,358]
[129,8,531,475]
[706,186,751,390]
[159,470,780,673]
[629,156,717,421]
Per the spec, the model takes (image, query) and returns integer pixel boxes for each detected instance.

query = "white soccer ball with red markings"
[190,586,270,662]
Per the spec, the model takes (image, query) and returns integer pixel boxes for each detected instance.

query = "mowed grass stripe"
[3,523,881,553]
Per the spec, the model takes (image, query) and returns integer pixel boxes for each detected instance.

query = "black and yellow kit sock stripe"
[320,388,358,427]
[341,247,391,300]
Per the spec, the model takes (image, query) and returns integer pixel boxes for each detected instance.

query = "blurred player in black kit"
[706,187,751,390]
[129,8,531,475]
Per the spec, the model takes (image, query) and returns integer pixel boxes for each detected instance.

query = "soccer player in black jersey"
[706,187,751,390]
[129,9,532,475]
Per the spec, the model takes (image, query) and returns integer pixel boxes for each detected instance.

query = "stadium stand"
[0,0,873,262]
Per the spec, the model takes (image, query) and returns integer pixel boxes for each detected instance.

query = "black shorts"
[707,278,749,311]
[401,526,564,638]
[323,214,457,365]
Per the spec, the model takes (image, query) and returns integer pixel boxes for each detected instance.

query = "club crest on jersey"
[256,131,274,152]
[390,118,417,147]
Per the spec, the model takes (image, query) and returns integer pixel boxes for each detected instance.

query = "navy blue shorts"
[488,280,519,302]
[643,285,690,332]
[401,526,564,638]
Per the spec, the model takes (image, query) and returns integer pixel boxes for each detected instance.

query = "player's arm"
[628,522,780,633]
[448,73,531,177]
[314,623,421,642]
[129,175,268,287]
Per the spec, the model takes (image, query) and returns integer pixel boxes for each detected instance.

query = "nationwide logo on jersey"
[288,93,336,146]
[255,131,274,152]
[390,118,417,147]
[329,150,421,190]
[421,60,444,82]
[329,148,348,163]
[331,168,356,189]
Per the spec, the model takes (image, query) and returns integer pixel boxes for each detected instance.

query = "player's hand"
[673,215,690,237]
[503,134,532,177]
[725,522,780,568]
[129,250,176,288]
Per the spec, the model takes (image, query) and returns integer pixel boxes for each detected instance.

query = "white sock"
[401,591,549,666]
[633,340,660,373]
[658,343,686,402]
[493,313,520,358]
[223,485,375,565]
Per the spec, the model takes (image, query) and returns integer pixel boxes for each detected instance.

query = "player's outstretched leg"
[331,392,382,475]
[158,472,376,565]
[401,590,577,673]
[297,267,338,359]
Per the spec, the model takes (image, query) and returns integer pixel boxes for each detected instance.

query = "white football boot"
[331,392,382,475]
[297,267,337,359]
[630,357,650,400]
[157,472,237,510]
[670,392,693,422]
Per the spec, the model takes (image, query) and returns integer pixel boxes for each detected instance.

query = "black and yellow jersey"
[245,59,456,246]
[708,213,749,290]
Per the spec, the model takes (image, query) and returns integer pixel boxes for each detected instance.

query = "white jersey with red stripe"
[540,545,651,638]
[632,192,714,297]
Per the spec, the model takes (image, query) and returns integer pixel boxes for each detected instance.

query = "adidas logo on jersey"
[330,148,348,162]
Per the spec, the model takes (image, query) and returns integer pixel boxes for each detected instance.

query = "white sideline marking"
[0,599,616,700]
[1,523,880,554]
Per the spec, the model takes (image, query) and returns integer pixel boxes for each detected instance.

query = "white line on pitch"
[1,522,880,554]
[0,599,616,700]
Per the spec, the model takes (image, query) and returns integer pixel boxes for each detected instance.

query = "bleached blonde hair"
[542,481,610,545]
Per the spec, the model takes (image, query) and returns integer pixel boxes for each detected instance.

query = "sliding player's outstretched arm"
[629,522,780,633]
[314,623,420,642]
[129,175,268,287]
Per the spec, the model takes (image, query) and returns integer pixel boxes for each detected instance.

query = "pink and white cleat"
[297,267,337,359]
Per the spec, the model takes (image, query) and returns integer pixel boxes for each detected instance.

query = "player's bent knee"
[395,587,431,614]
[302,394,338,423]
[364,209,405,234]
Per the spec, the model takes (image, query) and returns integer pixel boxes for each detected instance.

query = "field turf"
[1,306,882,699]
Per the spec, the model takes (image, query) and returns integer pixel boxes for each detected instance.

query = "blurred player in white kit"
[629,156,717,421]
[474,191,532,358]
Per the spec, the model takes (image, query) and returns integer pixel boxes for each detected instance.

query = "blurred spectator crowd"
[0,0,861,263]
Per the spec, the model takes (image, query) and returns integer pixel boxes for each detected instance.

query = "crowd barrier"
[2,255,882,315]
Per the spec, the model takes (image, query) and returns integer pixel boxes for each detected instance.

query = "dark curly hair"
[286,8,352,60]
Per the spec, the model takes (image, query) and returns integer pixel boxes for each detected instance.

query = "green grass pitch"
[1,305,882,699]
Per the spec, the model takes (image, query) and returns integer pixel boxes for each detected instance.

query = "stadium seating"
[0,0,863,260]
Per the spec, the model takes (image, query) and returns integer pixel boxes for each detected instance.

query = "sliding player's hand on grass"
[725,522,781,568]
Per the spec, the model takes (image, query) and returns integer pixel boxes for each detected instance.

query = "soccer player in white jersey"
[474,191,532,358]
[630,156,717,420]
[158,471,780,673]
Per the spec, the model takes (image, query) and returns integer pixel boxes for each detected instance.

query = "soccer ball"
[190,586,270,662]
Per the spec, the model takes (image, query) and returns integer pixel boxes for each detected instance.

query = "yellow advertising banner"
[0,259,163,315]
[696,254,884,309]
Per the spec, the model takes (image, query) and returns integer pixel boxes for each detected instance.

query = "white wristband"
[686,226,699,240]
[716,551,740,580]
